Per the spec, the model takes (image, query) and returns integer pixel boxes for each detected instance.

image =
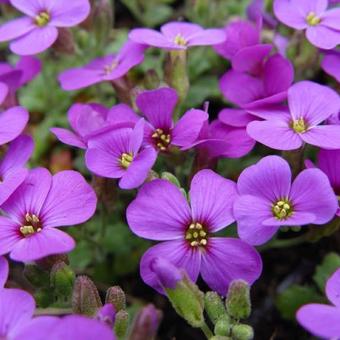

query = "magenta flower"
[127,169,262,296]
[0,107,29,146]
[234,156,338,246]
[51,103,137,150]
[135,88,208,152]
[247,0,277,28]
[274,0,340,49]
[0,135,33,206]
[220,53,294,110]
[0,0,90,55]
[129,22,226,50]
[85,119,157,190]
[58,41,145,91]
[322,50,340,83]
[0,168,97,262]
[297,268,340,339]
[247,81,340,150]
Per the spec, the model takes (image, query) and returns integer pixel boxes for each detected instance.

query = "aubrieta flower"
[0,168,97,262]
[127,169,262,296]
[58,41,145,91]
[51,103,137,150]
[274,0,340,49]
[0,0,90,55]
[0,135,33,206]
[85,119,157,190]
[247,81,340,150]
[129,22,226,50]
[297,268,340,339]
[0,106,29,146]
[322,49,340,83]
[247,0,277,28]
[135,87,208,152]
[234,156,338,246]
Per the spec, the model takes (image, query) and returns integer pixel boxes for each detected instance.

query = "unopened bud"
[114,310,129,339]
[50,262,75,302]
[53,28,75,54]
[105,286,126,312]
[231,324,254,340]
[204,291,227,324]
[214,315,231,336]
[226,280,251,320]
[72,275,102,316]
[92,0,113,49]
[161,172,181,188]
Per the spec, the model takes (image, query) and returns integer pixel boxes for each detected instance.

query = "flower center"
[151,128,171,151]
[272,199,293,220]
[174,34,187,46]
[120,152,133,169]
[306,12,321,26]
[20,213,42,237]
[35,11,50,27]
[103,61,118,75]
[291,118,307,133]
[185,222,208,247]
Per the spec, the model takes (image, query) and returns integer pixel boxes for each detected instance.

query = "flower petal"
[50,128,86,149]
[58,69,102,90]
[306,25,340,50]
[290,168,338,224]
[262,211,316,226]
[317,149,340,193]
[189,169,237,232]
[219,109,254,128]
[0,17,35,42]
[10,26,58,55]
[322,8,340,30]
[0,217,21,256]
[140,240,201,294]
[0,168,28,206]
[187,29,226,46]
[10,228,75,262]
[273,0,308,29]
[129,29,179,49]
[0,83,8,105]
[322,52,340,83]
[127,179,191,240]
[200,237,262,295]
[301,125,340,149]
[326,268,340,307]
[9,0,41,16]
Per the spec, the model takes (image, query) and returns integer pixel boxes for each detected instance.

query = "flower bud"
[53,28,75,54]
[72,275,102,316]
[161,172,181,188]
[129,304,163,340]
[92,0,113,49]
[50,261,75,302]
[105,286,126,312]
[114,310,129,339]
[204,291,227,324]
[214,315,231,336]
[36,254,69,271]
[231,324,254,340]
[225,280,251,320]
[96,303,116,328]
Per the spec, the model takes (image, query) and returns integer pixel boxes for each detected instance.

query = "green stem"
[200,321,214,339]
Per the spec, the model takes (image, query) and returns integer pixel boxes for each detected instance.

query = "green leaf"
[275,285,324,320]
[313,252,340,293]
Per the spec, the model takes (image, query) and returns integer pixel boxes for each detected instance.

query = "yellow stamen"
[174,34,187,46]
[306,12,321,26]
[272,199,293,220]
[291,118,307,133]
[35,11,50,27]
[185,222,208,247]
[120,153,133,169]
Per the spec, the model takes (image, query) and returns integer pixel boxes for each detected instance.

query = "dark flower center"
[185,222,208,247]
[152,128,171,151]
[20,213,42,237]
[272,199,293,220]
[35,11,50,27]
[120,152,133,169]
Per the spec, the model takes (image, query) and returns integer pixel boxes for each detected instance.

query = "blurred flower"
[0,168,97,262]
[234,155,338,245]
[135,88,208,152]
[127,169,262,296]
[58,41,145,90]
[321,49,340,83]
[0,135,33,205]
[51,103,137,149]
[297,268,340,338]
[129,22,225,50]
[274,0,340,49]
[85,119,157,190]
[246,0,277,28]
[247,81,340,150]
[96,304,116,328]
[0,0,90,55]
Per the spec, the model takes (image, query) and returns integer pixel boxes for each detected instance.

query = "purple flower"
[96,304,116,328]
[51,103,137,149]
[234,155,338,246]
[0,106,29,146]
[297,268,340,339]
[247,81,340,150]
[220,53,294,110]
[0,0,90,55]
[127,169,262,296]
[58,41,145,91]
[85,119,157,190]
[322,49,340,83]
[274,0,340,49]
[247,0,277,28]
[0,135,33,206]
[129,22,226,50]
[135,88,208,152]
[305,149,340,217]
[0,168,97,262]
